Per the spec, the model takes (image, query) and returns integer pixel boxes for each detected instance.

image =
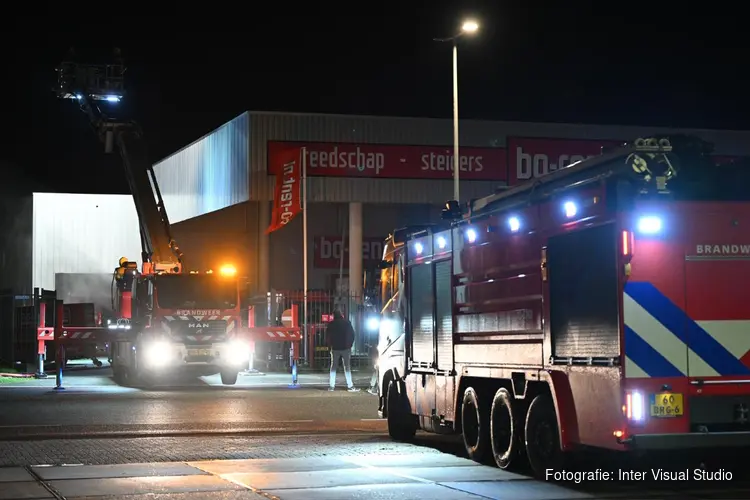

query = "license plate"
[188,349,211,357]
[650,392,683,417]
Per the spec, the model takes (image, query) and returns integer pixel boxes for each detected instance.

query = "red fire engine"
[374,137,750,477]
[50,51,302,387]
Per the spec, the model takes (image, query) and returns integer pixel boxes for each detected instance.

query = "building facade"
[5,113,748,297]
[151,111,750,297]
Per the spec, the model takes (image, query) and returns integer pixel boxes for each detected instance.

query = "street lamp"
[435,19,480,203]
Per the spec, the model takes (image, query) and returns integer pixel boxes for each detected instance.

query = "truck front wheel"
[220,370,239,385]
[386,380,416,441]
[524,394,563,478]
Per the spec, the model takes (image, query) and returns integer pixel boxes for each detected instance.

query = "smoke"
[55,273,115,316]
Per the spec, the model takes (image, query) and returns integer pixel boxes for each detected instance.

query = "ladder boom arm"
[54,55,184,269]
[114,126,183,267]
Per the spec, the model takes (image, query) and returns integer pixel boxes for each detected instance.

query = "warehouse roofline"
[243,110,750,135]
[152,111,250,167]
[152,109,750,167]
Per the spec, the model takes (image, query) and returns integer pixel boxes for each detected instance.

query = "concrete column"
[258,200,270,293]
[348,202,363,300]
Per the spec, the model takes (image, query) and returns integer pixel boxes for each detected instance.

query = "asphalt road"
[3,366,750,499]
[0,366,379,439]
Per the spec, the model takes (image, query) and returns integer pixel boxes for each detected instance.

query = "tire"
[525,394,564,478]
[221,369,239,385]
[386,380,417,441]
[490,387,518,469]
[461,387,491,463]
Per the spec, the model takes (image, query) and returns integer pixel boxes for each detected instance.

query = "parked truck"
[54,51,249,386]
[373,137,750,477]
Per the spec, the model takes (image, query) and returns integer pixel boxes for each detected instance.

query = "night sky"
[1,5,747,194]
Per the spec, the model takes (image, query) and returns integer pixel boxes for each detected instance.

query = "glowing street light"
[434,19,481,203]
[462,20,479,34]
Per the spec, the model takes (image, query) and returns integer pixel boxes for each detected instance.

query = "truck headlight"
[227,340,251,365]
[143,341,172,367]
[366,316,380,332]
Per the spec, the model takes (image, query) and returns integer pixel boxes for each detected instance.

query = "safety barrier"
[246,303,301,387]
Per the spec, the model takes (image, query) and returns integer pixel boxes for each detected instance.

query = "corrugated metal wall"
[249,112,506,203]
[153,109,750,218]
[248,111,750,202]
[153,112,250,223]
[32,193,142,291]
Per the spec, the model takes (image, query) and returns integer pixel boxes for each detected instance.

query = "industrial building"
[3,112,750,299]
[149,111,750,298]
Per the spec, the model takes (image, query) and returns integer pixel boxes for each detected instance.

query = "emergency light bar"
[637,216,663,234]
[465,138,675,219]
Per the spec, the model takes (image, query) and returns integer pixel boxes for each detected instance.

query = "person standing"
[366,342,378,395]
[326,310,360,392]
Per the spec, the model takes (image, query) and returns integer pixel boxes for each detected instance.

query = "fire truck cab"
[375,137,750,477]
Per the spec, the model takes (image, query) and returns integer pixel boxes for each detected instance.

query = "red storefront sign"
[268,141,507,181]
[508,137,623,185]
[314,235,385,269]
[267,147,302,234]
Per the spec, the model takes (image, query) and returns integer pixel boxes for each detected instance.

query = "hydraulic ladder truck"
[53,50,251,386]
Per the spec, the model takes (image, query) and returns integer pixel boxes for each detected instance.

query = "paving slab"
[266,482,486,500]
[389,464,527,482]
[0,466,34,482]
[0,480,54,499]
[68,492,268,500]
[49,474,242,497]
[443,479,596,500]
[341,452,478,469]
[226,467,416,490]
[190,456,351,474]
[33,462,207,480]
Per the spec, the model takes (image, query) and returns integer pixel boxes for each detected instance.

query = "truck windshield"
[154,274,238,310]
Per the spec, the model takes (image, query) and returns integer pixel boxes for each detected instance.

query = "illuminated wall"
[32,193,142,291]
[153,112,250,223]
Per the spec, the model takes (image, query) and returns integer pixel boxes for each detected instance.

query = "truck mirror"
[442,200,462,220]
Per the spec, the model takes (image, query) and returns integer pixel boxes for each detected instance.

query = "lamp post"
[435,19,479,203]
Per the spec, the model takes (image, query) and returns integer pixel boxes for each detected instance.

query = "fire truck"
[54,51,249,386]
[374,137,750,477]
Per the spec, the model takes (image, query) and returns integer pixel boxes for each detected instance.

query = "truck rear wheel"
[524,394,563,478]
[461,387,490,463]
[386,380,416,441]
[220,370,239,385]
[490,387,518,469]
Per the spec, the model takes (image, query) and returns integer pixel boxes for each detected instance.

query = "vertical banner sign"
[267,147,302,234]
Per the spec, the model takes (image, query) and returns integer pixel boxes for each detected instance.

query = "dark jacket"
[326,313,355,351]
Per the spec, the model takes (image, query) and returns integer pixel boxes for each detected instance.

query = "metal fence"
[245,290,378,371]
[0,289,40,368]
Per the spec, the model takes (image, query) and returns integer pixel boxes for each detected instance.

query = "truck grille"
[162,318,228,344]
